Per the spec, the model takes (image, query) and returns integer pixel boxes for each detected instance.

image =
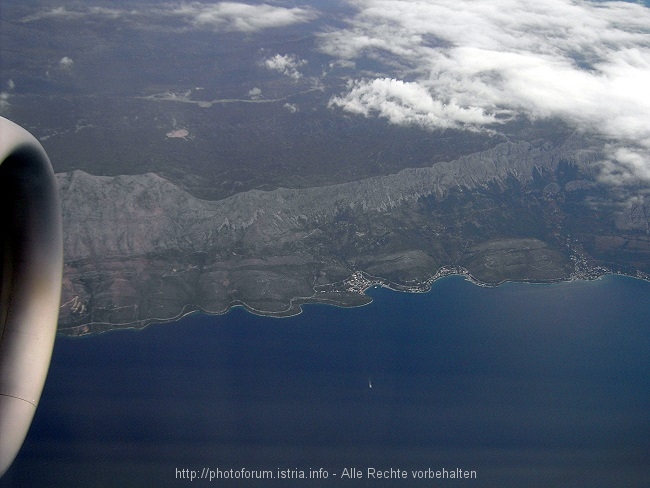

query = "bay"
[1,275,649,487]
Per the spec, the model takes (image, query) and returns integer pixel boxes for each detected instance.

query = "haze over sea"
[2,275,649,487]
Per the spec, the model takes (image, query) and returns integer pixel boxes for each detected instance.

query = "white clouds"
[601,144,650,186]
[59,56,74,69]
[248,87,262,99]
[22,2,317,33]
[171,2,317,32]
[329,78,497,130]
[329,59,356,70]
[22,5,134,22]
[284,103,298,113]
[0,92,9,111]
[264,54,307,80]
[320,0,650,183]
[21,6,86,22]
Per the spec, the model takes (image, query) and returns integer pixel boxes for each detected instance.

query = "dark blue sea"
[1,275,649,487]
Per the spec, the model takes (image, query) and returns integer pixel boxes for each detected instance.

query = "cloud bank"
[321,0,650,184]
[23,2,317,33]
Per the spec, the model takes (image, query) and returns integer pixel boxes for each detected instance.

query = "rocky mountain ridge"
[56,137,617,334]
[59,138,599,260]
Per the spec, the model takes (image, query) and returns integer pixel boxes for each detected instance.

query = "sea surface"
[1,275,649,487]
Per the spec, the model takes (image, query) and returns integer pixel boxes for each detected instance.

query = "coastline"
[57,259,648,337]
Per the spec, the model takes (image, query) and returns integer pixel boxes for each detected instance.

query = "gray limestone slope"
[59,138,599,262]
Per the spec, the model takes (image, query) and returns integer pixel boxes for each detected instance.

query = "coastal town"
[336,254,623,298]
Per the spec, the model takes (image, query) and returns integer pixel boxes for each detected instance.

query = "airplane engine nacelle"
[0,116,62,477]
